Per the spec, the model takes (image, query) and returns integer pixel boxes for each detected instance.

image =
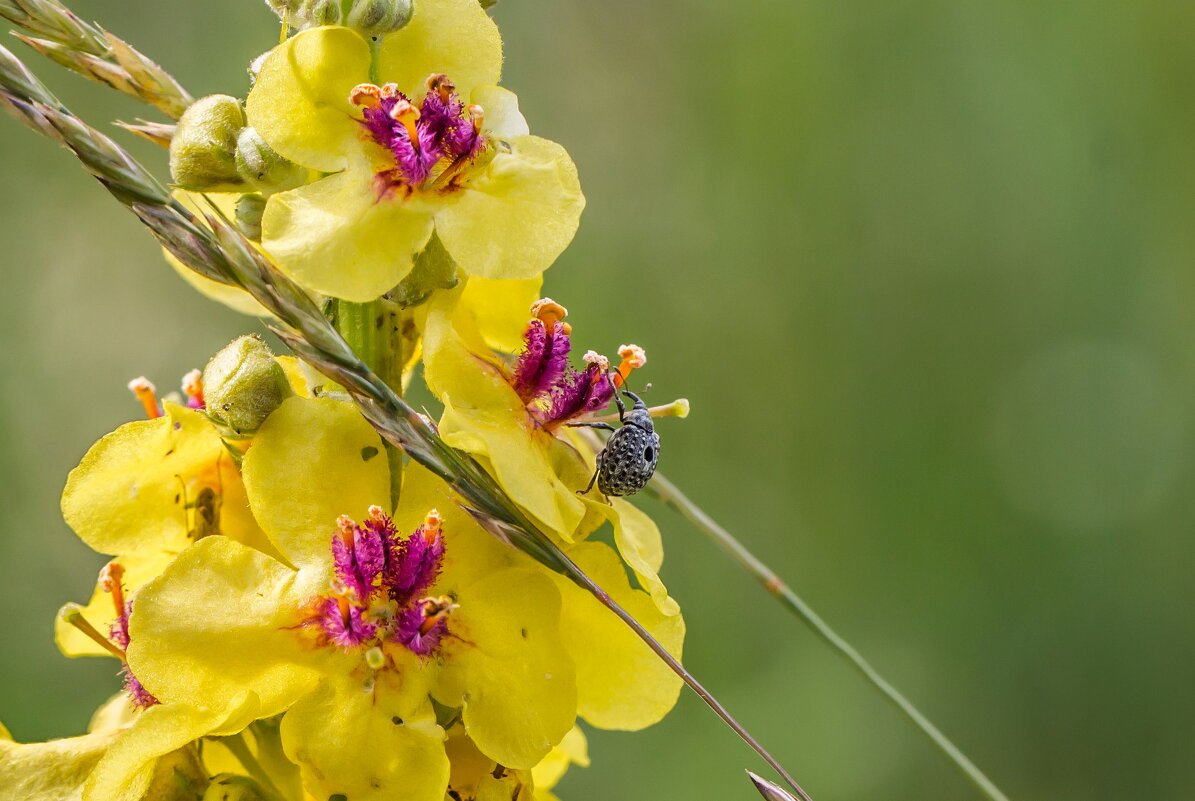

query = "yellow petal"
[588,498,680,616]
[242,396,390,569]
[84,696,260,801]
[471,85,529,138]
[435,568,575,769]
[127,537,323,717]
[61,403,259,557]
[551,542,684,730]
[88,694,138,735]
[530,726,589,792]
[261,159,435,301]
[55,551,177,659]
[280,672,448,801]
[459,275,542,354]
[376,0,502,99]
[0,726,116,801]
[246,26,371,172]
[436,136,584,280]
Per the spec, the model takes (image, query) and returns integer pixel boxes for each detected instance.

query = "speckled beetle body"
[572,388,659,498]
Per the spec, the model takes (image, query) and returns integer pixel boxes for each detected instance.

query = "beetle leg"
[566,421,617,432]
[578,451,603,496]
[610,377,628,422]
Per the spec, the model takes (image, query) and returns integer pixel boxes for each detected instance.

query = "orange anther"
[530,298,568,330]
[349,83,382,108]
[612,344,647,388]
[127,377,161,419]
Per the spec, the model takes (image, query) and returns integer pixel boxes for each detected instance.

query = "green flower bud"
[203,335,293,436]
[235,193,267,241]
[264,0,304,15]
[169,94,246,192]
[347,0,413,34]
[307,0,341,25]
[202,774,272,801]
[235,127,305,192]
[145,746,209,800]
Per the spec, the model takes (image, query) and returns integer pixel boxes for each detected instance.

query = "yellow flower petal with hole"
[55,551,176,659]
[422,291,586,538]
[127,537,324,717]
[0,725,116,801]
[530,726,589,792]
[375,0,502,99]
[551,542,684,730]
[459,275,542,354]
[246,26,371,172]
[280,673,448,801]
[261,158,435,301]
[61,403,261,557]
[242,396,390,569]
[436,135,584,280]
[83,695,260,801]
[434,569,576,769]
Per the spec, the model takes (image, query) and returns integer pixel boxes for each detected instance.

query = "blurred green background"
[2,1,1194,799]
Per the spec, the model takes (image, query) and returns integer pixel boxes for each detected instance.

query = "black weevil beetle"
[570,388,660,497]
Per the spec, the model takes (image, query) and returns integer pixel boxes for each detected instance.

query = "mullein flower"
[243,0,583,301]
[55,376,276,659]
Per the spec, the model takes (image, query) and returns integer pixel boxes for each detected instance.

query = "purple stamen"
[354,79,486,192]
[122,667,158,708]
[537,365,615,427]
[393,603,448,657]
[510,320,572,403]
[108,600,132,650]
[330,514,388,602]
[385,524,445,605]
[317,596,378,649]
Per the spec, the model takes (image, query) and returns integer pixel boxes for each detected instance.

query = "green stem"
[219,732,287,801]
[331,298,405,510]
[647,472,1010,801]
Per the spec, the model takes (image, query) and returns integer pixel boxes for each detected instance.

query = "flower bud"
[168,94,246,191]
[203,335,293,436]
[202,774,272,801]
[145,746,208,800]
[264,0,304,15]
[235,127,305,192]
[307,0,341,25]
[235,193,267,240]
[347,0,413,34]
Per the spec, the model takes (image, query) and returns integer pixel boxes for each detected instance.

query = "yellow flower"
[245,1,584,301]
